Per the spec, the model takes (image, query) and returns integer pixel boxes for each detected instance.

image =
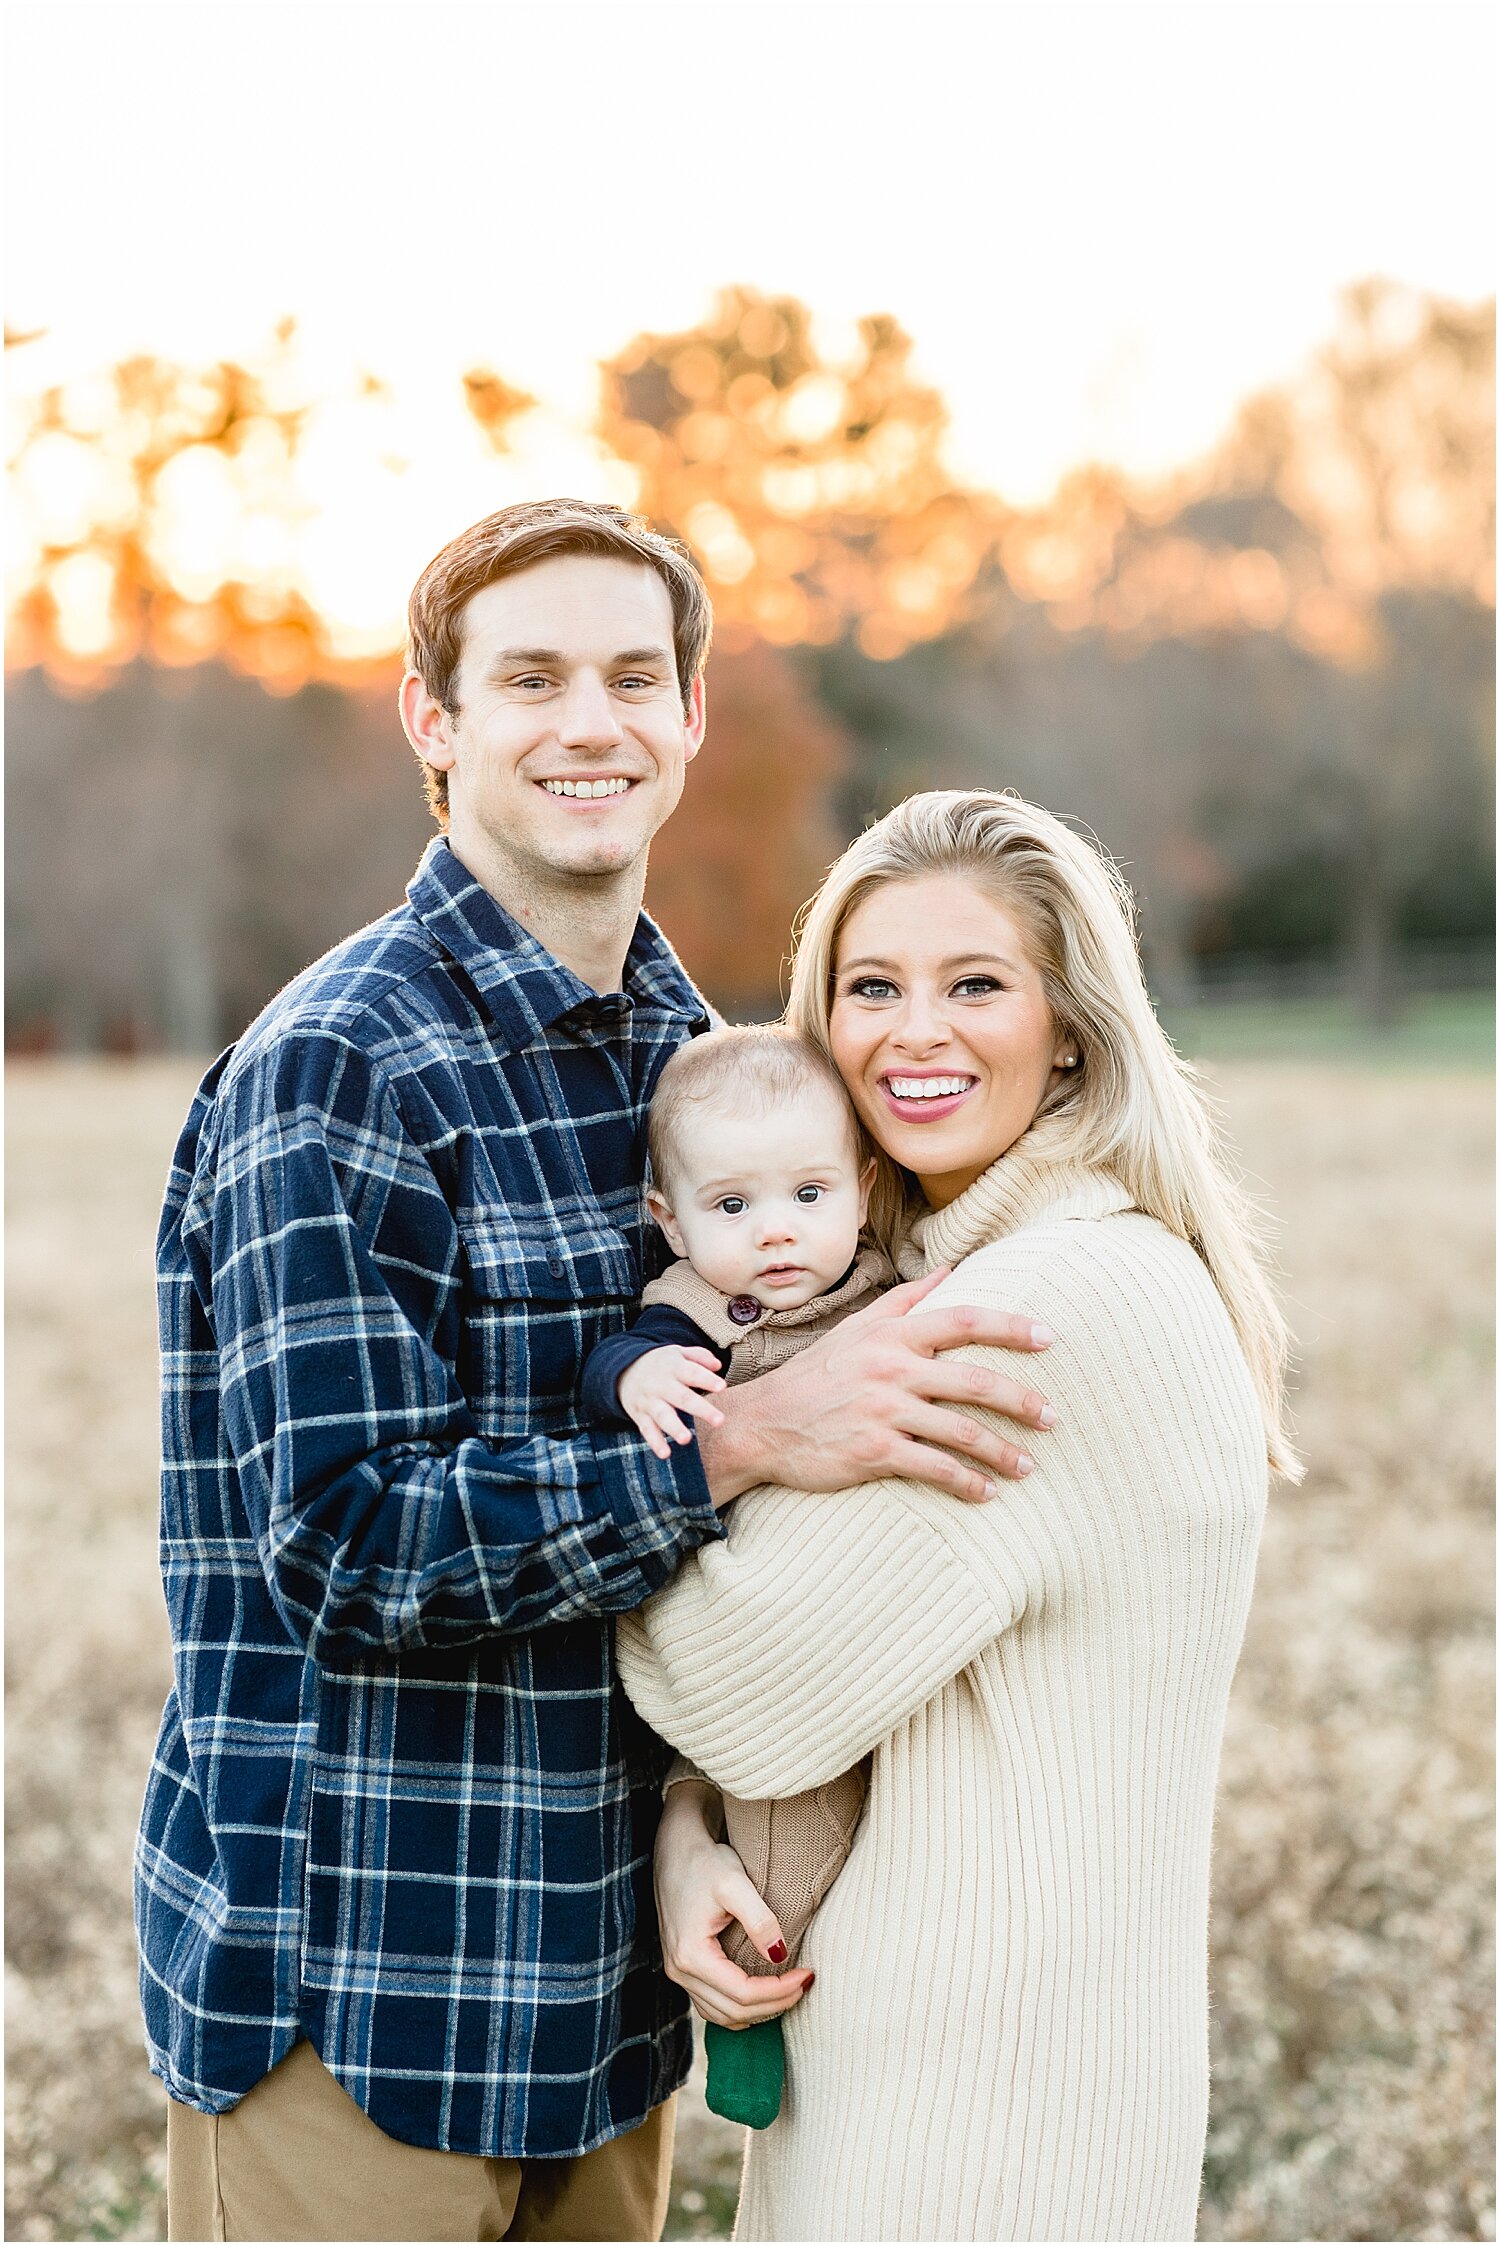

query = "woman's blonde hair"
[787,788,1302,1479]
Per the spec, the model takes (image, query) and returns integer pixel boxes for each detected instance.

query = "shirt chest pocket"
[459,1218,641,1444]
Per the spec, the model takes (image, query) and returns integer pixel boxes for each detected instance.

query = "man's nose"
[555,674,624,750]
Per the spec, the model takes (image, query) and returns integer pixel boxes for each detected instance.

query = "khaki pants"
[166,2039,677,2242]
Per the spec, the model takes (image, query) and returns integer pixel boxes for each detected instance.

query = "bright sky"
[7,0,1494,652]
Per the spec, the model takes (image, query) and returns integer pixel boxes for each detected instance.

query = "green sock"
[703,2016,785,2129]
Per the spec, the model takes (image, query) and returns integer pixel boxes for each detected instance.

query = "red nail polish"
[768,1940,788,1963]
[801,1970,816,1988]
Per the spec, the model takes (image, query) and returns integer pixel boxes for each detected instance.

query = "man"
[136,499,1054,2242]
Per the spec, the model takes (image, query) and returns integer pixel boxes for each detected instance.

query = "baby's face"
[650,1081,873,1311]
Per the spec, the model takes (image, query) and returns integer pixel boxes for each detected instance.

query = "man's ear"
[646,1187,688,1260]
[856,1155,877,1226]
[681,674,706,767]
[400,671,457,773]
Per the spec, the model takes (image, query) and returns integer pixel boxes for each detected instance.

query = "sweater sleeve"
[616,1472,1020,1796]
[615,1217,1266,1797]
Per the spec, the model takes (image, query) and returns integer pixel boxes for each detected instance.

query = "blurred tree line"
[6,280,1492,1049]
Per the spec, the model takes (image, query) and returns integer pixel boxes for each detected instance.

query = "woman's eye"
[847,976,898,1001]
[718,1196,746,1215]
[953,975,1003,997]
[794,1185,823,1205]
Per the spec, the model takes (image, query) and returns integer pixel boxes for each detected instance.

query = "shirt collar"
[406,836,710,1054]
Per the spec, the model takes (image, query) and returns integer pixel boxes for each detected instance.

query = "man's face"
[415,554,704,891]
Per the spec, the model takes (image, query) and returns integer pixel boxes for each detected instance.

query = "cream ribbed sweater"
[616,1149,1267,2243]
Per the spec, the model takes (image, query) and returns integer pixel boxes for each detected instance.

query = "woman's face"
[829,873,1075,1209]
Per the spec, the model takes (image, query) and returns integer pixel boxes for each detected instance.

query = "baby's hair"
[648,1026,867,1199]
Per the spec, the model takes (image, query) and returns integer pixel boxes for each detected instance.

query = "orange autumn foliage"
[645,637,848,1012]
[598,286,1001,660]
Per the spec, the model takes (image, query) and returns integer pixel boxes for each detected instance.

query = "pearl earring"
[1061,1054,1078,1068]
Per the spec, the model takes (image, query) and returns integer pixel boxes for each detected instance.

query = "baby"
[581,1025,891,2127]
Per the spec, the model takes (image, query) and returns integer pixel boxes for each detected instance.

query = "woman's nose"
[888,995,952,1056]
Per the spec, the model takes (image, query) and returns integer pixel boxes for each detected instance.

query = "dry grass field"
[6,1057,1493,2242]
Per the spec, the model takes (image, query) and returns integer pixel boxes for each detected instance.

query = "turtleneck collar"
[896,1124,1136,1278]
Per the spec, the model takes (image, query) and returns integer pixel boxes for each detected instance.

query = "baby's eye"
[718,1195,747,1216]
[794,1185,824,1204]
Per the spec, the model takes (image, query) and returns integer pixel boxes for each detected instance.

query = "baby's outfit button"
[727,1295,763,1326]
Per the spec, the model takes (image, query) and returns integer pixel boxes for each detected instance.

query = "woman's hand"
[654,1781,814,2028]
[699,1265,1056,1507]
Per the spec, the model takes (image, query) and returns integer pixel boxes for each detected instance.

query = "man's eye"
[794,1185,824,1204]
[718,1196,746,1215]
[512,675,552,691]
[615,674,655,691]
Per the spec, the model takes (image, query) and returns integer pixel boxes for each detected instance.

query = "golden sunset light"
[7,1,1493,665]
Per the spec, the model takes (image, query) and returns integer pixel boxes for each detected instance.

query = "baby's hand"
[618,1346,728,1461]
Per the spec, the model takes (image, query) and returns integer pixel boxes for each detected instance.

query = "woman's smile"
[877,1071,979,1123]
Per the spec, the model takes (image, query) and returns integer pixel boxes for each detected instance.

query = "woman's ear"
[856,1156,878,1225]
[646,1187,688,1259]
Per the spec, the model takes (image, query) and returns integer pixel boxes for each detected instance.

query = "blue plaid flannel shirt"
[134,836,725,2158]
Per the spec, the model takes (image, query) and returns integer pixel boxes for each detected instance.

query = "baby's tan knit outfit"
[647,1244,893,1972]
[641,1244,890,1382]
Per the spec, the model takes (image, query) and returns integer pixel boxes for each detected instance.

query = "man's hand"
[654,1781,814,2029]
[698,1267,1056,1508]
[617,1345,726,1461]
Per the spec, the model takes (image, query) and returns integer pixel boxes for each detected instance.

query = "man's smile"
[536,775,640,799]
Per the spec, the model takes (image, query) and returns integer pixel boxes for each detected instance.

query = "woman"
[617,790,1300,2243]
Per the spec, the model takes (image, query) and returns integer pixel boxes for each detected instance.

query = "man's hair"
[647,1026,866,1200]
[405,498,713,828]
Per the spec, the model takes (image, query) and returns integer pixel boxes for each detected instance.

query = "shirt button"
[727,1295,762,1326]
[548,1256,565,1278]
